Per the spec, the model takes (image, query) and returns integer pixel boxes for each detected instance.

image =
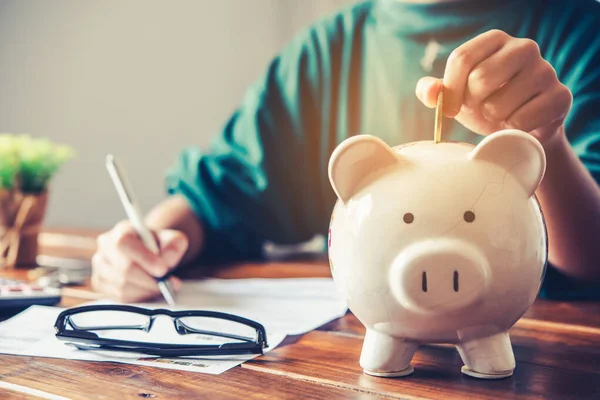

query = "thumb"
[157,229,189,267]
[416,77,443,109]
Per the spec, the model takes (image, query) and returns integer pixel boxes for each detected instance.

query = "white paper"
[0,305,285,375]
[0,278,347,375]
[0,305,59,352]
[151,278,348,335]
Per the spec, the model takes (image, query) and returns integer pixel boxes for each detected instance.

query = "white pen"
[105,154,176,306]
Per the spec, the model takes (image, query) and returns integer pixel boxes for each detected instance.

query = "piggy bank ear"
[328,135,400,203]
[469,129,546,197]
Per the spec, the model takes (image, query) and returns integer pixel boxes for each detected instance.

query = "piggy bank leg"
[360,329,418,377]
[456,331,515,379]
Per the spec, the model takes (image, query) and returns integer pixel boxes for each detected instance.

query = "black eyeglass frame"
[54,304,268,357]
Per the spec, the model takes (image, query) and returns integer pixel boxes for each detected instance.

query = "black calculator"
[0,277,61,311]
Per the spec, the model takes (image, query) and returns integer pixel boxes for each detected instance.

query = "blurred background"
[0,0,353,228]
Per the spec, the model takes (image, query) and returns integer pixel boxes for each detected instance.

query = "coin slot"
[453,270,459,292]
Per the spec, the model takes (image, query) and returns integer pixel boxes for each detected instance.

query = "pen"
[105,154,176,306]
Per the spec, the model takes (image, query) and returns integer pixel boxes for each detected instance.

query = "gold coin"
[434,88,444,144]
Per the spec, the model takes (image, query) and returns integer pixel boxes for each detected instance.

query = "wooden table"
[0,229,599,399]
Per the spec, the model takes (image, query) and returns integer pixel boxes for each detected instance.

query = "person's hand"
[92,221,188,302]
[416,29,572,147]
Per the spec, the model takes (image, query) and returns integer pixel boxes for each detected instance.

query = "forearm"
[144,195,205,265]
[536,128,600,280]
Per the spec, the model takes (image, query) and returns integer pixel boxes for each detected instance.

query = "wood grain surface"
[0,229,598,399]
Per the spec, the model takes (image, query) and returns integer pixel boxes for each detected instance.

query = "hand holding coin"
[415,30,570,146]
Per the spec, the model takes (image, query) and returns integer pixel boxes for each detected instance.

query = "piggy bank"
[327,130,547,379]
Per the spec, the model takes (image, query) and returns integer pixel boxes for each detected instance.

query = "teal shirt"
[167,0,600,298]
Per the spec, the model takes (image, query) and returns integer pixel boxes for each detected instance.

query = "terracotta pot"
[0,190,48,268]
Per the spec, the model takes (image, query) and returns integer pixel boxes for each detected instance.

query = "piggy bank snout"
[389,239,490,315]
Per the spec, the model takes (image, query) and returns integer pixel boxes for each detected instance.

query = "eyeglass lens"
[67,310,258,346]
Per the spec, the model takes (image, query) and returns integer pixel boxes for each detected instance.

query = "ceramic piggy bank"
[327,129,547,379]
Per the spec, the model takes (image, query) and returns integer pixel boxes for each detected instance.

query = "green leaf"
[0,133,75,193]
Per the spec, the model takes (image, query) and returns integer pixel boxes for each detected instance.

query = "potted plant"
[0,134,74,268]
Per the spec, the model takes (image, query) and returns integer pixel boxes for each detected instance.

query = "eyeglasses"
[54,304,268,357]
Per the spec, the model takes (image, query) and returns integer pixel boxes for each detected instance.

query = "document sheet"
[0,278,347,374]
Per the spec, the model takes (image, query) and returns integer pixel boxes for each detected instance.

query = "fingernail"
[481,102,495,122]
[170,278,182,291]
[153,261,168,277]
[444,104,459,118]
[162,248,183,268]
[174,240,187,254]
[416,81,425,101]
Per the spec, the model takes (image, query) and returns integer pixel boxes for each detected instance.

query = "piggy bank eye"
[403,213,414,224]
[463,211,475,223]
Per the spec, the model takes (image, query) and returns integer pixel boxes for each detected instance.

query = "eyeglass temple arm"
[173,320,257,343]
